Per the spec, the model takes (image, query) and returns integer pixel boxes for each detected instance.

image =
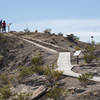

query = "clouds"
[12,19,100,42]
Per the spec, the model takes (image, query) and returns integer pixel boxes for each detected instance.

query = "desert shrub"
[84,45,96,64]
[0,85,12,99]
[84,54,95,64]
[44,28,52,34]
[24,28,30,33]
[31,65,63,84]
[91,40,95,45]
[75,46,81,50]
[31,65,45,75]
[58,32,63,36]
[67,34,79,42]
[35,30,38,33]
[85,45,96,54]
[0,73,10,85]
[31,55,43,66]
[18,66,34,79]
[44,66,63,83]
[46,88,67,100]
[12,93,31,100]
[78,73,93,87]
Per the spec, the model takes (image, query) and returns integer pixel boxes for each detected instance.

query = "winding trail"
[22,38,100,82]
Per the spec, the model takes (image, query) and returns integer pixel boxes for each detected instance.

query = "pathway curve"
[22,38,100,82]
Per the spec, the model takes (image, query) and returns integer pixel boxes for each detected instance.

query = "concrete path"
[57,52,100,82]
[22,38,58,53]
[22,38,100,82]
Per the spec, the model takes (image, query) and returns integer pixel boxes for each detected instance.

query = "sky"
[0,0,100,43]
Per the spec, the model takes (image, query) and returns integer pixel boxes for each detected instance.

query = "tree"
[67,34,79,42]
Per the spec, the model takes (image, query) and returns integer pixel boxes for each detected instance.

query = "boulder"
[10,84,47,100]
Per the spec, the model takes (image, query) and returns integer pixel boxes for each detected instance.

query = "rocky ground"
[72,63,100,77]
[0,32,100,100]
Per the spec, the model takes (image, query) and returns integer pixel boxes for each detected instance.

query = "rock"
[19,74,49,86]
[10,84,47,100]
[75,88,85,93]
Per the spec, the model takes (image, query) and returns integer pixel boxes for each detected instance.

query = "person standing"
[0,20,2,33]
[2,20,6,33]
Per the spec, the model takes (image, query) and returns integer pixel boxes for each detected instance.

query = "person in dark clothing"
[0,20,2,32]
[2,20,6,33]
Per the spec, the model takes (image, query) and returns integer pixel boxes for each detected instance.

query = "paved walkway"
[22,38,58,53]
[22,38,100,82]
[57,52,100,82]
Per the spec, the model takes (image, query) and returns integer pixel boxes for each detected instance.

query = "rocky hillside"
[0,32,100,100]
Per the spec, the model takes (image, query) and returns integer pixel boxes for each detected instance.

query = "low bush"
[75,46,81,50]
[84,45,96,64]
[12,93,31,100]
[58,32,63,36]
[46,88,67,100]
[0,73,10,85]
[43,28,52,34]
[44,66,63,83]
[84,54,95,64]
[78,73,93,87]
[0,85,12,99]
[31,55,43,66]
[18,66,34,79]
[31,65,45,75]
[24,28,30,33]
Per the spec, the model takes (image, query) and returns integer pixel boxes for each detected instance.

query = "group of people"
[0,20,6,33]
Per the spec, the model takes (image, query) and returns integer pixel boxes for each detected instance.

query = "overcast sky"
[0,0,100,42]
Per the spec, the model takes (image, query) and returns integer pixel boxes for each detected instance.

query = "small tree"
[84,45,96,64]
[67,34,79,42]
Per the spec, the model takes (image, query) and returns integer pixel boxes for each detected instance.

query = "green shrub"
[0,85,12,99]
[46,88,66,100]
[0,73,10,85]
[31,65,62,84]
[44,66,63,83]
[31,55,42,66]
[24,28,30,33]
[58,32,63,36]
[78,73,93,87]
[31,65,45,75]
[84,54,95,64]
[84,45,96,64]
[67,34,79,42]
[12,93,31,100]
[18,66,34,79]
[43,28,52,34]
[75,46,81,50]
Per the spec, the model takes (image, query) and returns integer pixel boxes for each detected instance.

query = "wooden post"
[77,56,79,64]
